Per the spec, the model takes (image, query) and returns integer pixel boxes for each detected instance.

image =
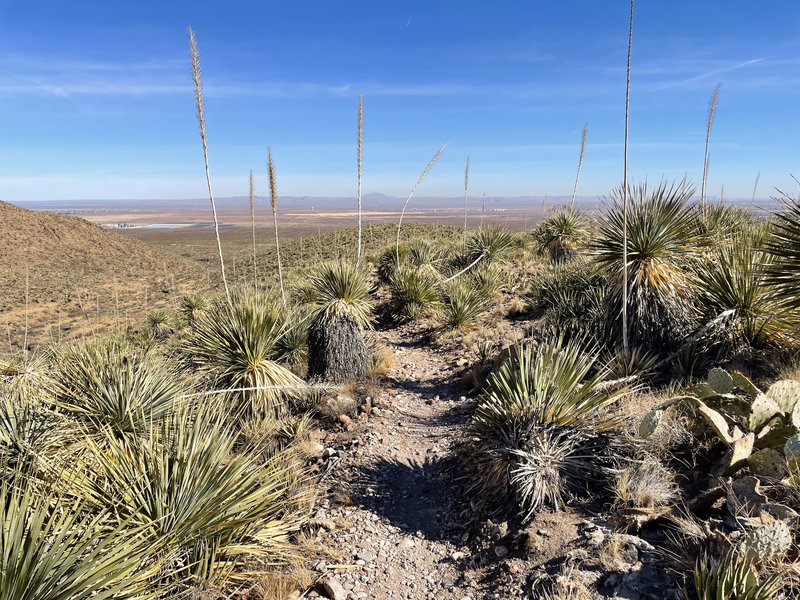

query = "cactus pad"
[767,380,800,416]
[732,371,761,397]
[708,367,734,394]
[748,393,781,432]
[741,521,792,561]
[747,448,787,479]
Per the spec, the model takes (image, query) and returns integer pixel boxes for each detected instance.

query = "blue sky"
[0,1,798,201]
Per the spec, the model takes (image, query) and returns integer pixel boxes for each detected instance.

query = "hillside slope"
[0,201,206,349]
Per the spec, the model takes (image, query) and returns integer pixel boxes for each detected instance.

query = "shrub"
[465,225,516,264]
[767,193,800,312]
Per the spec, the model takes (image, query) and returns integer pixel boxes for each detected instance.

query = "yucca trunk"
[307,313,369,383]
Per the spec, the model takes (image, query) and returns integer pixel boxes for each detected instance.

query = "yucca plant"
[389,266,441,322]
[377,243,409,283]
[406,239,445,276]
[184,290,303,416]
[593,180,699,349]
[305,261,373,383]
[687,551,781,600]
[468,262,509,298]
[693,202,760,246]
[465,225,516,264]
[441,280,489,330]
[145,310,174,341]
[180,294,210,327]
[0,350,53,404]
[466,337,629,519]
[767,192,800,311]
[0,477,154,600]
[55,341,184,438]
[84,402,305,593]
[274,306,311,367]
[532,206,590,263]
[0,394,58,482]
[694,237,793,354]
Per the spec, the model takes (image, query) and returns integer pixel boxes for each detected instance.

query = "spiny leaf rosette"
[465,337,630,521]
[184,289,303,416]
[532,205,590,264]
[305,261,374,383]
[593,179,699,350]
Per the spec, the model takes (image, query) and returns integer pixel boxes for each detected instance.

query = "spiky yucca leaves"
[533,206,590,263]
[85,402,306,592]
[185,291,303,416]
[693,203,761,246]
[274,307,311,367]
[145,310,174,341]
[465,225,516,264]
[0,478,154,600]
[441,280,489,330]
[467,337,629,519]
[180,293,210,327]
[687,551,781,600]
[305,262,373,383]
[527,260,608,343]
[389,266,441,322]
[603,345,658,379]
[0,394,58,482]
[694,238,793,354]
[593,180,698,349]
[377,243,409,283]
[468,262,509,298]
[406,239,445,276]
[55,341,184,438]
[767,193,800,312]
[0,350,53,404]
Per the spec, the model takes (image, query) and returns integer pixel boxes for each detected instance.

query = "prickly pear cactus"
[768,380,800,417]
[748,393,781,432]
[708,368,734,394]
[732,371,760,397]
[747,448,787,479]
[785,433,800,464]
[741,521,792,561]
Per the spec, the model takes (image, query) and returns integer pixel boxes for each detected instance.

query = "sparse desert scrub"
[613,456,678,508]
[465,336,631,520]
[145,309,174,341]
[179,293,210,327]
[305,261,373,383]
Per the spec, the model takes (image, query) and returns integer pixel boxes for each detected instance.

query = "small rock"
[494,545,509,558]
[451,551,466,561]
[356,549,377,562]
[318,576,347,600]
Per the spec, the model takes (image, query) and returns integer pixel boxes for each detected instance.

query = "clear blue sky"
[1,1,798,201]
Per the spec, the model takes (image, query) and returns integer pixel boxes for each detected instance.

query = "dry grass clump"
[613,456,678,508]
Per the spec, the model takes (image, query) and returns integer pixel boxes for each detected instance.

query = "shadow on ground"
[347,454,471,543]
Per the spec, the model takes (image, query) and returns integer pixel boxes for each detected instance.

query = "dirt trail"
[311,326,494,600]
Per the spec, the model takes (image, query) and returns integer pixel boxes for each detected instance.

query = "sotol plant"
[466,337,629,520]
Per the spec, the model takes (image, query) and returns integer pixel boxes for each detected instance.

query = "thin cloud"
[652,58,765,90]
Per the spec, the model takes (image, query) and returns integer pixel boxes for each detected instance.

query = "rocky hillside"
[0,201,205,349]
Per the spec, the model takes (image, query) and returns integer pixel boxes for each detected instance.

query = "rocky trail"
[306,325,502,600]
[303,324,683,600]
